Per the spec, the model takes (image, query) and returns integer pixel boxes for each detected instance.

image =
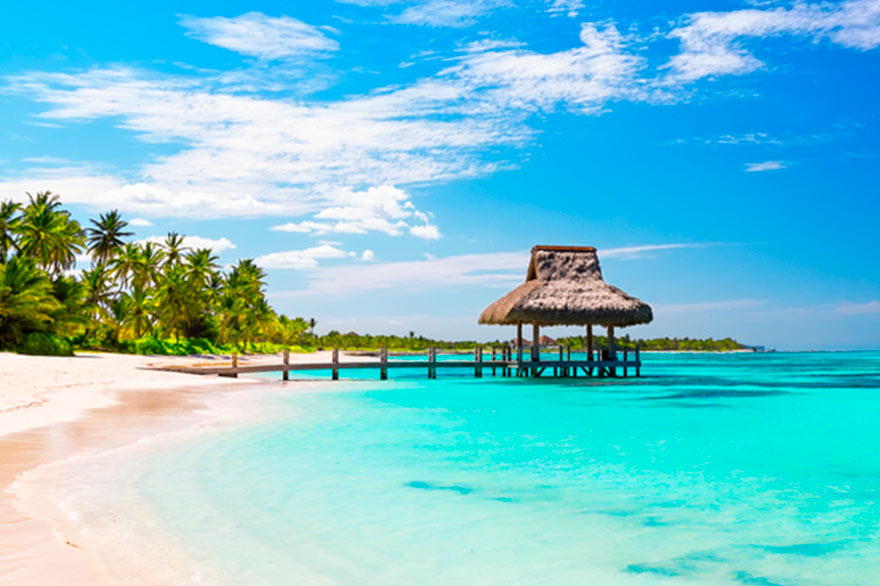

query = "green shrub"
[134,335,168,355]
[15,332,74,357]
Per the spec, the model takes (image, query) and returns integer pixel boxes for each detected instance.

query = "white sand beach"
[0,351,348,586]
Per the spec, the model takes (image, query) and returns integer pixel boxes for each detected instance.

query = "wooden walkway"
[156,346,643,381]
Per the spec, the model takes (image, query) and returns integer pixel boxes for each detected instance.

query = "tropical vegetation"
[0,192,312,356]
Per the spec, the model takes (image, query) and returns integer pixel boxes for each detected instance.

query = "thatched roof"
[479,245,652,328]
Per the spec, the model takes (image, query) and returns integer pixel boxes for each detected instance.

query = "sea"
[18,351,880,585]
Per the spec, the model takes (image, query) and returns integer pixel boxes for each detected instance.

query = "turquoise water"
[139,352,880,585]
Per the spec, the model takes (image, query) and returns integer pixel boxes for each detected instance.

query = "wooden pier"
[160,346,642,381]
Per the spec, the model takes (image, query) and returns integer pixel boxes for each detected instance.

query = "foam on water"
[31,352,880,584]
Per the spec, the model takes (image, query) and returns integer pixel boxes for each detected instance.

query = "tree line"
[0,192,315,356]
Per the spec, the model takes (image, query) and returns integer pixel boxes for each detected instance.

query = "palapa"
[479,245,652,328]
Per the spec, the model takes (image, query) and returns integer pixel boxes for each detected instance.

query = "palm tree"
[87,210,133,265]
[184,248,219,289]
[125,287,153,338]
[309,318,317,336]
[163,232,188,268]
[0,200,21,261]
[0,256,61,346]
[154,264,190,341]
[110,242,140,290]
[16,194,84,277]
[82,264,115,319]
[133,242,165,290]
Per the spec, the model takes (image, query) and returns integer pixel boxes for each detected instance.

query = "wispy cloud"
[745,160,786,172]
[179,12,338,60]
[602,242,713,260]
[128,217,153,227]
[255,244,349,269]
[393,0,508,28]
[665,0,880,81]
[836,300,880,315]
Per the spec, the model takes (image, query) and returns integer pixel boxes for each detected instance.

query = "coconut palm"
[184,248,219,289]
[0,200,21,261]
[16,195,84,277]
[110,242,140,290]
[125,287,153,338]
[82,264,115,318]
[163,232,188,268]
[154,264,190,341]
[87,210,133,265]
[132,242,165,290]
[0,256,61,346]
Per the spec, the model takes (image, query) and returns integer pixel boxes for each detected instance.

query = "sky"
[1,0,879,350]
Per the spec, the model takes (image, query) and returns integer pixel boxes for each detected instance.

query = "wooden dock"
[157,346,643,381]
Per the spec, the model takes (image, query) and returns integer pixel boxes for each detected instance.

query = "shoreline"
[0,351,336,585]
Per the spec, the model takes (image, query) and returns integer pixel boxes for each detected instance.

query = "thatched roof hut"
[479,245,652,328]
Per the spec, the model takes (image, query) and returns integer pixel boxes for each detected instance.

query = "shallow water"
[129,352,880,584]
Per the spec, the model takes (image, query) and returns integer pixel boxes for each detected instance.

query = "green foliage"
[14,332,73,356]
[554,334,747,352]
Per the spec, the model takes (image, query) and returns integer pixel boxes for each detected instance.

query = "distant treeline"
[317,331,748,353]
[552,335,747,352]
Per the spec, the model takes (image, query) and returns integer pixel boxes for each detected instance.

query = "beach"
[0,351,340,585]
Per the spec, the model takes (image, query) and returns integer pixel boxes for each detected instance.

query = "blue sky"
[1,0,879,349]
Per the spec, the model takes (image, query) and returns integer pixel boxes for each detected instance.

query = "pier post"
[586,324,593,363]
[380,347,388,380]
[491,347,497,377]
[428,347,435,379]
[516,322,523,364]
[283,348,290,381]
[474,347,482,378]
[623,348,628,378]
[231,351,238,378]
[607,326,616,377]
[332,348,339,380]
[556,346,562,377]
[635,346,641,377]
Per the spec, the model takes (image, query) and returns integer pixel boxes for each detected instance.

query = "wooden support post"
[231,351,238,378]
[532,323,540,363]
[623,348,628,378]
[556,346,562,376]
[283,348,290,381]
[428,347,435,379]
[380,347,388,380]
[491,347,496,377]
[516,322,523,364]
[586,324,593,363]
[635,346,641,377]
[332,347,339,380]
[607,326,616,377]
[474,347,482,378]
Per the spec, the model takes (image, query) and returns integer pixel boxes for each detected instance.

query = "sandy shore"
[0,350,347,586]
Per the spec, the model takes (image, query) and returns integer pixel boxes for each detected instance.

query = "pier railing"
[160,346,642,380]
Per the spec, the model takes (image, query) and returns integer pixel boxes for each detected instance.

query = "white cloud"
[601,243,712,259]
[361,249,375,261]
[179,12,338,60]
[409,223,441,240]
[255,244,348,270]
[665,0,880,81]
[138,235,237,252]
[745,160,786,172]
[128,217,153,226]
[546,0,584,18]
[393,0,507,28]
[836,300,880,315]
